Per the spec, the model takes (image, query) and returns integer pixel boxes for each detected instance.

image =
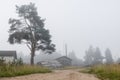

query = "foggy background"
[0,0,120,61]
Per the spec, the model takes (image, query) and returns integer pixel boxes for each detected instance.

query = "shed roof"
[56,56,72,61]
[0,51,17,59]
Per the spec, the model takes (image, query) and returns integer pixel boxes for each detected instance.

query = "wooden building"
[37,60,62,68]
[56,56,72,67]
[0,51,17,62]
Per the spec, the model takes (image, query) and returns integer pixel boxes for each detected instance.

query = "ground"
[0,69,100,80]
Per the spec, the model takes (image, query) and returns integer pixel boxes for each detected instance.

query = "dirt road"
[0,70,100,80]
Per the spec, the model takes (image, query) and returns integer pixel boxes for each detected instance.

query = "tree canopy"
[8,3,55,65]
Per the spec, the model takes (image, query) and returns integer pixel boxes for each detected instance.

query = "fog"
[0,0,120,62]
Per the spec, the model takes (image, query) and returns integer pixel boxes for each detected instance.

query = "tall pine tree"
[8,3,55,65]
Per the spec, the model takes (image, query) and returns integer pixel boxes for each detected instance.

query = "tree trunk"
[30,49,35,65]
[30,54,34,65]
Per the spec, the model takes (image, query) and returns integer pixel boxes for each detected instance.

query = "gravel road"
[0,70,100,80]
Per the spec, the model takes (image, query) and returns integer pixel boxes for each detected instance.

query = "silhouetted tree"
[116,58,120,64]
[84,46,94,66]
[68,51,83,66]
[68,51,77,61]
[93,47,103,65]
[105,48,113,64]
[8,3,55,65]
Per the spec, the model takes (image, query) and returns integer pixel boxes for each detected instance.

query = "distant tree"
[116,58,120,64]
[68,51,77,61]
[84,46,94,66]
[68,51,84,66]
[68,51,78,66]
[93,47,103,65]
[8,3,55,65]
[105,48,113,64]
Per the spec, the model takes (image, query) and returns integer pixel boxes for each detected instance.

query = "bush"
[0,57,5,66]
[11,58,23,66]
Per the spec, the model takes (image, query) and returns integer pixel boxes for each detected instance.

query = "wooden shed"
[0,51,17,60]
[56,56,72,67]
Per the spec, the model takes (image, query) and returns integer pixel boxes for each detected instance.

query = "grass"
[81,64,120,80]
[0,65,51,77]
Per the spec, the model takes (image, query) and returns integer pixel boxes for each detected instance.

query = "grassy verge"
[0,65,51,77]
[81,64,120,80]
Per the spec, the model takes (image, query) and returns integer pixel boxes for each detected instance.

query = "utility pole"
[65,44,67,57]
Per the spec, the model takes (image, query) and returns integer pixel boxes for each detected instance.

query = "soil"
[0,69,100,80]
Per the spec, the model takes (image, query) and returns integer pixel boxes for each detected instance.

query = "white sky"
[0,0,120,60]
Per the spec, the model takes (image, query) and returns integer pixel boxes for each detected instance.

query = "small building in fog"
[55,56,72,67]
[0,51,17,62]
[37,60,62,68]
[37,56,72,68]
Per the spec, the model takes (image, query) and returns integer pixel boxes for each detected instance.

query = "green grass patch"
[0,65,51,77]
[81,64,120,80]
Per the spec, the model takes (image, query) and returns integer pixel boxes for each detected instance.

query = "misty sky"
[0,0,120,60]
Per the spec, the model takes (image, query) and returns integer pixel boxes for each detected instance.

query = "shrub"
[0,57,5,66]
[11,58,23,66]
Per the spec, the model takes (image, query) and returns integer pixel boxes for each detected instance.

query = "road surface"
[0,69,100,80]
